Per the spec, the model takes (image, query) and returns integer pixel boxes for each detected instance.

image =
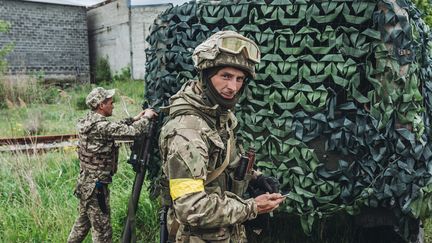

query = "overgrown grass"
[0,79,144,137]
[0,74,58,109]
[0,146,159,242]
[0,78,158,242]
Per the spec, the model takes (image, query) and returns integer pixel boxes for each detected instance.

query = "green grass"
[0,146,159,242]
[0,79,158,242]
[0,79,144,137]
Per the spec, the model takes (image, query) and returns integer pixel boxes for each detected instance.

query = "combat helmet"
[192,30,261,78]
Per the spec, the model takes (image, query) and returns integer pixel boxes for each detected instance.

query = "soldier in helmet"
[159,31,285,242]
[67,87,157,243]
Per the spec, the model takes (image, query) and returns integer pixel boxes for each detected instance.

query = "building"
[87,0,188,80]
[0,0,90,83]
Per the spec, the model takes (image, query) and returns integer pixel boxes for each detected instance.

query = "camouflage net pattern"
[145,0,432,240]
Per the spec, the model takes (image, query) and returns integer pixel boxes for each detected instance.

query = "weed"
[23,110,44,135]
[75,93,88,110]
[0,75,59,109]
[94,57,112,84]
[113,66,131,82]
[0,20,14,74]
[0,20,14,109]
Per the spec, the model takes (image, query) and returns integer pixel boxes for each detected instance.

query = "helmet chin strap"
[201,67,240,111]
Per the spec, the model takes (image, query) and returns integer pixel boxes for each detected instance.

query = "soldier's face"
[99,97,114,117]
[210,67,245,99]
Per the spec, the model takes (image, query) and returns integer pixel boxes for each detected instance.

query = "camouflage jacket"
[74,111,150,200]
[159,80,258,240]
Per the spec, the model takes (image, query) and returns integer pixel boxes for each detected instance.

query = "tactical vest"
[78,145,119,176]
[78,120,119,182]
[164,101,244,193]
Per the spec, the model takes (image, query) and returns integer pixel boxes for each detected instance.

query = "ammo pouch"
[230,173,252,197]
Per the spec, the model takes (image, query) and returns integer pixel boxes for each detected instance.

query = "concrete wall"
[130,5,169,79]
[87,0,130,80]
[0,0,90,82]
[87,0,169,80]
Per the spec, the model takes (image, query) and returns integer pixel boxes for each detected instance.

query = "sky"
[25,0,191,7]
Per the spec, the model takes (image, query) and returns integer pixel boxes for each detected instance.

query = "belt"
[183,225,232,235]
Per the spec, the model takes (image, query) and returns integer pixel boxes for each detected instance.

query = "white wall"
[87,0,130,80]
[130,0,190,6]
[87,0,170,80]
[130,5,169,79]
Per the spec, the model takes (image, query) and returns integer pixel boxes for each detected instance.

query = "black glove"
[248,174,280,197]
[245,175,281,232]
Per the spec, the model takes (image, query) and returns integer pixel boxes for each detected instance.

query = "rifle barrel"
[121,119,158,243]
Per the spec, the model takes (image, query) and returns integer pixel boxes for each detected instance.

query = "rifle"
[121,108,158,243]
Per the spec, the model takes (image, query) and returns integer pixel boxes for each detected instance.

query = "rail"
[0,134,78,153]
[0,134,133,153]
[0,134,78,146]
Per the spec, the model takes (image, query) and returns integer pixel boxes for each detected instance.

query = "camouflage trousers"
[67,185,111,243]
[175,224,248,243]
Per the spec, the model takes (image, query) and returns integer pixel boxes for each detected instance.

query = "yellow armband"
[169,178,204,200]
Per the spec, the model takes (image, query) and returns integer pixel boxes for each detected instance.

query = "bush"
[0,81,6,109]
[75,93,88,110]
[94,57,112,84]
[0,20,13,74]
[0,20,14,109]
[23,110,45,135]
[113,66,132,82]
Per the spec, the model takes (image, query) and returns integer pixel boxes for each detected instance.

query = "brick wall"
[0,0,90,82]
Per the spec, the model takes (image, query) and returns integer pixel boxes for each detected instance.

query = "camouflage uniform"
[159,31,262,243]
[160,81,257,243]
[68,87,150,243]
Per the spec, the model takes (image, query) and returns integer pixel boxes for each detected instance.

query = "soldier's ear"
[97,102,104,111]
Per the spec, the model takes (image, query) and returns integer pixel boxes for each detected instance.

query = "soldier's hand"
[133,111,146,121]
[134,109,157,121]
[254,193,285,214]
[143,108,158,119]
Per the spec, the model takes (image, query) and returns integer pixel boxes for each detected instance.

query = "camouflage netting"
[144,0,432,241]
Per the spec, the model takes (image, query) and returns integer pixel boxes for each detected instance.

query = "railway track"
[0,134,78,153]
[0,134,134,153]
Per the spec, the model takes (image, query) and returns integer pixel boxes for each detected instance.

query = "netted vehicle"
[144,0,432,242]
